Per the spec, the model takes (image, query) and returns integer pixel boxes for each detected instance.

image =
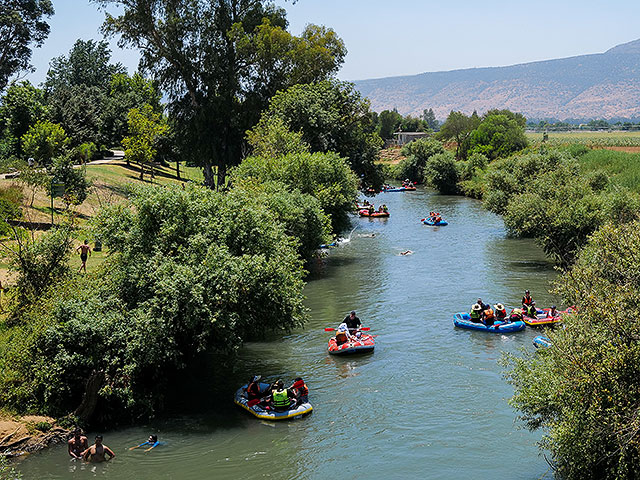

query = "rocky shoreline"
[0,416,69,458]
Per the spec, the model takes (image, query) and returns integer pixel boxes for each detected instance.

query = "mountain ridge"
[353,39,640,121]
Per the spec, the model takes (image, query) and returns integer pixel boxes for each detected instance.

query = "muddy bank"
[0,416,69,457]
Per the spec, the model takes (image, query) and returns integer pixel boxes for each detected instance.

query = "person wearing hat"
[470,303,482,323]
[494,303,507,322]
[547,305,559,318]
[476,298,490,311]
[342,311,362,333]
[510,308,524,322]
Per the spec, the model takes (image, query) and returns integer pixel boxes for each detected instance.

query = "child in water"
[130,435,161,452]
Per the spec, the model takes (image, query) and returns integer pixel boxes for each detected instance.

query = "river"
[18,187,558,479]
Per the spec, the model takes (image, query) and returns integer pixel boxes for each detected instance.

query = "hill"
[353,39,640,121]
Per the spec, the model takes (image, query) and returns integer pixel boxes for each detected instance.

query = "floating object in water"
[423,218,448,226]
[234,383,313,420]
[359,209,389,217]
[533,336,553,348]
[453,312,525,333]
[328,334,375,355]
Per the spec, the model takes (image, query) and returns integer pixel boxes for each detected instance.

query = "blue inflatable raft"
[319,242,337,249]
[423,219,448,226]
[533,336,553,348]
[234,382,313,421]
[453,312,525,333]
[384,187,406,192]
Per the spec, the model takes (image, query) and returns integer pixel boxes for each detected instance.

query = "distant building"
[393,131,429,146]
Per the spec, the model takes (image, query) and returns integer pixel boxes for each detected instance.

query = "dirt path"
[0,416,69,457]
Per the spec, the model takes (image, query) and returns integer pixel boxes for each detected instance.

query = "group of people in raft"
[359,199,388,215]
[426,211,444,223]
[243,311,363,412]
[469,290,559,326]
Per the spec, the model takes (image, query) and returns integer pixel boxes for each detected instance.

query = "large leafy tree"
[0,0,54,91]
[469,112,528,160]
[0,80,47,156]
[96,0,346,188]
[122,104,167,180]
[437,110,480,160]
[256,80,383,188]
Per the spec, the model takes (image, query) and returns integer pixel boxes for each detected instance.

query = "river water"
[18,187,558,479]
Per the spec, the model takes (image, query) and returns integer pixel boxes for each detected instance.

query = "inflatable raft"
[523,307,571,326]
[384,187,405,192]
[533,336,553,348]
[423,218,448,226]
[453,312,525,333]
[234,382,313,420]
[319,242,337,249]
[328,334,375,355]
[359,209,389,217]
[403,186,416,191]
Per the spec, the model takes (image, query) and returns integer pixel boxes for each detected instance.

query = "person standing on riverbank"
[68,429,88,460]
[76,240,92,274]
[82,435,115,463]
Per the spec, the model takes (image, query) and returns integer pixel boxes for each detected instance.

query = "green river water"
[17,187,558,479]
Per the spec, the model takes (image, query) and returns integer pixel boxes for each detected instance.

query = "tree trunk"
[217,162,226,191]
[176,159,181,180]
[139,161,144,181]
[202,163,215,188]
[74,371,105,423]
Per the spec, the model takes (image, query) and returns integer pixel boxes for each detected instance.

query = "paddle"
[324,327,371,331]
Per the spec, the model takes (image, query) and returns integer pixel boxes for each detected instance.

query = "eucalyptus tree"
[95,0,346,188]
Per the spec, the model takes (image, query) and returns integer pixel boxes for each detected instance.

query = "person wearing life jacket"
[378,205,384,213]
[335,322,351,346]
[482,307,496,326]
[470,303,482,323]
[382,204,388,213]
[476,298,490,311]
[494,303,507,322]
[290,377,309,405]
[510,308,524,322]
[522,290,535,310]
[270,380,294,411]
[368,204,375,215]
[246,375,265,407]
[547,305,558,318]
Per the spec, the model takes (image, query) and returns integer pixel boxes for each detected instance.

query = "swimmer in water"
[82,435,115,463]
[130,434,161,452]
[400,250,413,256]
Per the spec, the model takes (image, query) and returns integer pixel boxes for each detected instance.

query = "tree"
[97,0,346,189]
[122,104,167,180]
[377,109,402,140]
[17,166,48,206]
[246,116,309,158]
[257,80,383,188]
[21,120,69,166]
[469,112,528,160]
[437,111,480,160]
[394,137,444,182]
[423,152,459,194]
[0,81,47,156]
[0,0,54,91]
[48,155,91,207]
[422,108,438,130]
[506,221,640,479]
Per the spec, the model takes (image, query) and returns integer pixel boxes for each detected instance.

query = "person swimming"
[129,434,161,452]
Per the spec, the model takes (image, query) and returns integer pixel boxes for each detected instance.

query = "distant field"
[579,149,640,194]
[527,131,640,149]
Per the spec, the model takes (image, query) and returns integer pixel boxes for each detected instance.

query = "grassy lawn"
[527,131,640,148]
[0,160,205,286]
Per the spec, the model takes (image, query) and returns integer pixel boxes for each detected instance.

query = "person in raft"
[82,435,115,463]
[290,377,309,405]
[68,428,88,460]
[382,204,388,213]
[343,310,362,333]
[547,305,559,318]
[470,303,482,323]
[246,375,264,407]
[510,308,524,322]
[130,434,161,452]
[476,298,490,311]
[335,323,351,346]
[269,380,296,411]
[494,304,508,322]
[522,290,536,316]
[367,204,375,215]
[481,305,496,326]
[76,240,92,273]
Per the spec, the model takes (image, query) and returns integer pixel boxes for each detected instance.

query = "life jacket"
[483,308,495,320]
[496,308,507,319]
[470,310,481,321]
[247,382,261,400]
[509,313,521,322]
[526,305,537,317]
[522,295,534,306]
[336,331,349,345]
[272,389,290,408]
[291,380,309,397]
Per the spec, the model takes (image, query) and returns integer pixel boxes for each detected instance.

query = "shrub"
[394,138,444,182]
[423,152,459,194]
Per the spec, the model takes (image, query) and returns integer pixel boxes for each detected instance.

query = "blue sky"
[24,0,640,86]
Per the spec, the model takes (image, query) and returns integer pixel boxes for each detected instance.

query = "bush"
[394,138,444,182]
[423,152,459,194]
[21,120,69,166]
[505,221,640,479]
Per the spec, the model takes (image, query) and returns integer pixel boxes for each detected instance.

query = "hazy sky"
[24,0,640,86]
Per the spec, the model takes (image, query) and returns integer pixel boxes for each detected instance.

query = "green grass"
[527,131,640,147]
[85,161,204,187]
[579,149,640,193]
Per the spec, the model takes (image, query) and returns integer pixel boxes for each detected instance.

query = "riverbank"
[0,415,69,457]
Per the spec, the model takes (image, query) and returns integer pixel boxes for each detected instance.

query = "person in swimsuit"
[68,429,88,460]
[130,434,160,452]
[82,435,115,463]
[77,240,92,273]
